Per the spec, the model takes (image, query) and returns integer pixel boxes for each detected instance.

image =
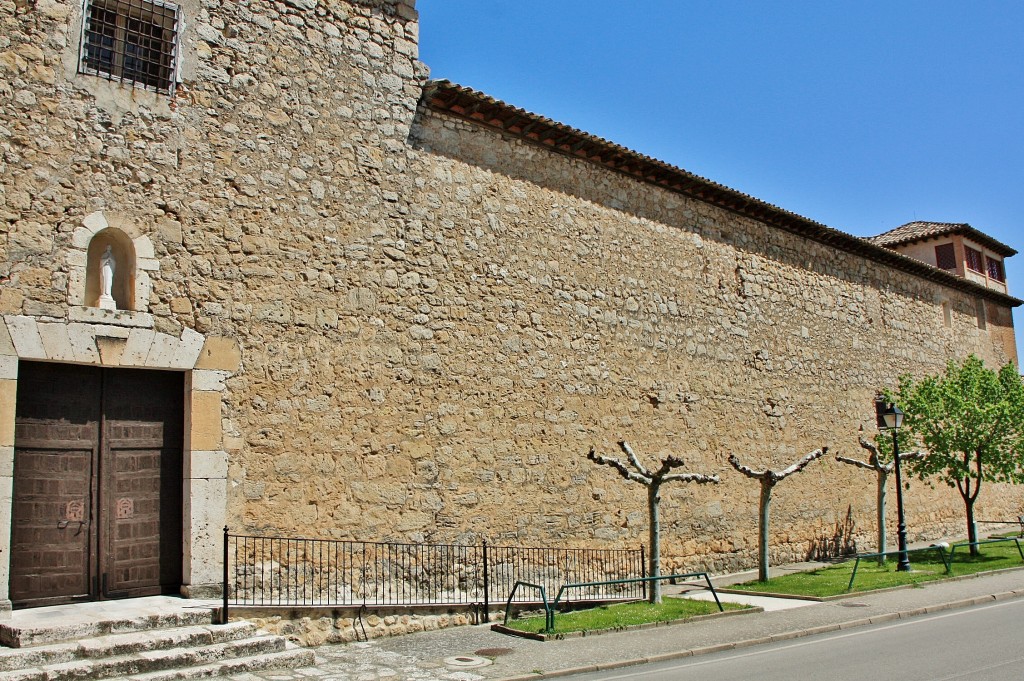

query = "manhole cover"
[444,655,492,668]
[476,648,513,657]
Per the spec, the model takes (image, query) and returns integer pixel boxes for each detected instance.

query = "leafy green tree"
[896,356,1024,554]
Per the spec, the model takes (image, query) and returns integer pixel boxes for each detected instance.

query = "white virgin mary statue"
[98,245,116,310]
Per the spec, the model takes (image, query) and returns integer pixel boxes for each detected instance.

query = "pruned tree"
[896,356,1024,555]
[729,448,827,582]
[835,432,923,561]
[588,440,719,603]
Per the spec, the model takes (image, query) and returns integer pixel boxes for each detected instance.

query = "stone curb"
[493,588,1024,681]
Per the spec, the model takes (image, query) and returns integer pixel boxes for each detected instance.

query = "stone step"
[0,632,297,681]
[0,621,258,672]
[0,607,220,648]
[125,646,315,681]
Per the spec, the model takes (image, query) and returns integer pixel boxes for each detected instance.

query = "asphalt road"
[568,598,1024,681]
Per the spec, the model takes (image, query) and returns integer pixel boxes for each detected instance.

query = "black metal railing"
[223,528,645,622]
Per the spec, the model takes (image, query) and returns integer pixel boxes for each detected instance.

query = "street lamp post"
[876,399,911,572]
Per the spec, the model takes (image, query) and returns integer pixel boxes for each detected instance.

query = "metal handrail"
[505,572,722,633]
[946,537,1024,573]
[848,545,950,591]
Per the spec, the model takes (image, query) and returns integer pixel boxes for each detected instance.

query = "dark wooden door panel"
[102,368,183,598]
[11,447,94,606]
[11,362,101,607]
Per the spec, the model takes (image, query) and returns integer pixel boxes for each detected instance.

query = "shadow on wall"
[806,505,857,561]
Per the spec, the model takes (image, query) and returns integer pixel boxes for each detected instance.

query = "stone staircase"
[0,598,314,681]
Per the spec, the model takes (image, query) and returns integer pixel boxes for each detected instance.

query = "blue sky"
[417,0,1024,366]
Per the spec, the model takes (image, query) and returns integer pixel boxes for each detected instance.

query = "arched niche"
[85,228,137,311]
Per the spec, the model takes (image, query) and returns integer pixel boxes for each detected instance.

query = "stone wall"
[0,0,1020,584]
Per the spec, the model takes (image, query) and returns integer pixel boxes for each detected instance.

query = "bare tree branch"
[835,453,876,471]
[662,472,720,484]
[588,447,651,485]
[728,454,764,478]
[776,448,827,479]
[618,440,651,478]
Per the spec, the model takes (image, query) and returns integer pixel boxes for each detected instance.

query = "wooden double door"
[11,362,184,608]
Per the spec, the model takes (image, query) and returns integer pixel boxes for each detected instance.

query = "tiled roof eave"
[421,80,1022,309]
[875,225,1017,258]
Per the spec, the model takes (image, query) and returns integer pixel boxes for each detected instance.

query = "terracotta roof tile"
[870,221,1017,257]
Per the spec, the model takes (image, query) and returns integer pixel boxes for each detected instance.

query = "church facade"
[0,0,1018,611]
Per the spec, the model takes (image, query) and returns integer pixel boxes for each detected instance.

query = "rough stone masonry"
[0,0,1019,599]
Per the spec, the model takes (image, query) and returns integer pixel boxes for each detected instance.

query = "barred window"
[986,256,1005,283]
[80,0,180,94]
[964,246,984,273]
[934,243,956,270]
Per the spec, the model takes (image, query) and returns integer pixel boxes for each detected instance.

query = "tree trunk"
[966,496,979,557]
[876,469,888,564]
[758,480,772,582]
[648,484,661,604]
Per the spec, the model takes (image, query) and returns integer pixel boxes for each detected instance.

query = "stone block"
[82,211,108,233]
[37,323,74,362]
[137,257,160,272]
[0,381,15,447]
[145,332,180,368]
[0,447,11,477]
[195,336,241,372]
[120,328,156,366]
[71,228,94,249]
[182,476,227,586]
[191,369,229,392]
[0,475,11,606]
[176,327,206,368]
[189,450,228,480]
[69,307,154,328]
[5,316,45,359]
[134,235,155,259]
[0,323,13,357]
[67,324,101,364]
[96,336,126,365]
[188,390,222,451]
[0,357,16,381]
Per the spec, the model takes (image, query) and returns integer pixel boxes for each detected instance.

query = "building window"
[964,246,984,273]
[80,0,180,94]
[986,256,1006,283]
[934,243,956,270]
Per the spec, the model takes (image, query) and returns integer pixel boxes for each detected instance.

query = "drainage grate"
[476,648,513,657]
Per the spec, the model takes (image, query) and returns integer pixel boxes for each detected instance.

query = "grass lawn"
[734,539,1024,598]
[502,597,748,635]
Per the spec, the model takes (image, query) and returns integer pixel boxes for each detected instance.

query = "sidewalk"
[226,563,1024,681]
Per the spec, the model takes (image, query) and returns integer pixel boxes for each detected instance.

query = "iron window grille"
[964,246,984,274]
[934,243,956,271]
[986,256,1005,283]
[79,0,180,95]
